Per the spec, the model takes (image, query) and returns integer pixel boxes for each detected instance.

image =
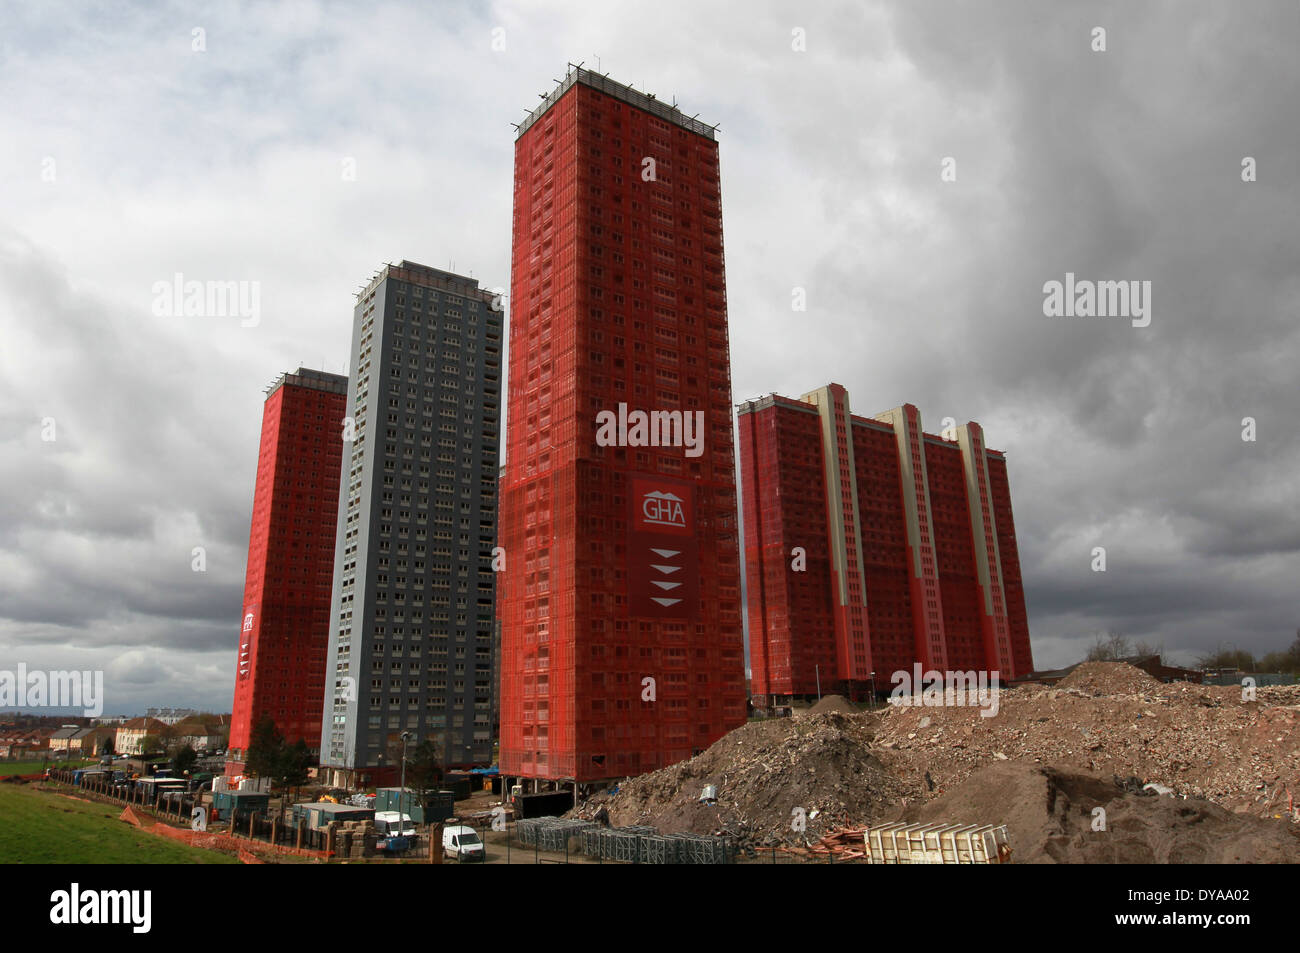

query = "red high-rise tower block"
[499,68,747,783]
[738,385,1034,705]
[227,368,347,775]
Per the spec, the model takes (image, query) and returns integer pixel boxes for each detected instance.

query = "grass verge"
[0,782,238,864]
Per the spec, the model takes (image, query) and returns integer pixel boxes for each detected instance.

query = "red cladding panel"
[741,395,1034,695]
[851,424,916,683]
[739,399,834,698]
[229,377,346,757]
[500,77,746,782]
[923,442,986,673]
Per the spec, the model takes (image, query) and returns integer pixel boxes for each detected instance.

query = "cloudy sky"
[2,1,1296,715]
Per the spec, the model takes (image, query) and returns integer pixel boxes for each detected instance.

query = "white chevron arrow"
[652,580,682,590]
[651,564,681,574]
[650,548,680,558]
[651,597,682,607]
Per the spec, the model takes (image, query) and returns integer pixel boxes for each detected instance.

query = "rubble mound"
[1059,661,1161,695]
[874,680,1300,819]
[804,694,855,716]
[904,763,1300,863]
[570,672,1300,860]
[574,712,908,847]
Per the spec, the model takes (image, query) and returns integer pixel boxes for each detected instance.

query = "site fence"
[42,770,363,859]
[502,816,767,864]
[500,815,864,864]
[45,771,869,864]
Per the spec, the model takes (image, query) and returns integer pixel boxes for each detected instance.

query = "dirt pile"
[567,661,1300,860]
[1058,661,1162,694]
[873,672,1300,820]
[804,694,854,716]
[572,711,908,847]
[903,763,1299,863]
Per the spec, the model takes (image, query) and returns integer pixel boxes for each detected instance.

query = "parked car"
[442,825,484,862]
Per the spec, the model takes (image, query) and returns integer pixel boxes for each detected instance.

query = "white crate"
[864,822,1010,864]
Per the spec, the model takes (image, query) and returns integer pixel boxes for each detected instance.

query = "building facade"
[498,67,747,785]
[48,725,85,754]
[738,384,1034,703]
[115,717,168,756]
[318,262,502,789]
[227,368,348,776]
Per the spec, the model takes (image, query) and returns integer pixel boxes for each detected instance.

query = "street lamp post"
[399,731,414,828]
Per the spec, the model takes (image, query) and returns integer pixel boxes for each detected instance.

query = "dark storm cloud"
[721,1,1300,665]
[0,0,1295,714]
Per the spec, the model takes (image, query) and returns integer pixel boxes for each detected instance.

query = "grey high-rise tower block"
[319,261,502,788]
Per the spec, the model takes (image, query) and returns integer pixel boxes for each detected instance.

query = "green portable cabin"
[210,789,271,823]
[374,788,455,824]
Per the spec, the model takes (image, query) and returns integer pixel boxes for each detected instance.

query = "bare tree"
[1133,640,1165,663]
[1196,648,1257,671]
[1085,631,1131,662]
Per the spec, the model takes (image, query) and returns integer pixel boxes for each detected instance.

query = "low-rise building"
[75,726,115,757]
[115,717,168,756]
[48,725,85,754]
[0,726,54,759]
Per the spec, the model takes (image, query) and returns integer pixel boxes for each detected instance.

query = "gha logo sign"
[629,476,698,618]
[641,490,687,530]
[238,609,255,680]
[632,480,692,537]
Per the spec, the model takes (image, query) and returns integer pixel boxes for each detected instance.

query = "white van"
[442,824,485,862]
[374,811,417,838]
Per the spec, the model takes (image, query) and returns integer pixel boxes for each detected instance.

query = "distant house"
[171,716,223,752]
[70,726,113,756]
[48,725,84,754]
[0,726,54,759]
[49,726,105,758]
[0,728,28,758]
[115,718,168,756]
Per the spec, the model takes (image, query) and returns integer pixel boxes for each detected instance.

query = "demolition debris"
[574,663,1300,861]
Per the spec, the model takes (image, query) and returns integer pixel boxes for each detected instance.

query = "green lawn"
[0,783,238,864]
[0,759,94,776]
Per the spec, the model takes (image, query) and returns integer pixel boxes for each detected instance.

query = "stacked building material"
[579,825,735,864]
[515,816,597,850]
